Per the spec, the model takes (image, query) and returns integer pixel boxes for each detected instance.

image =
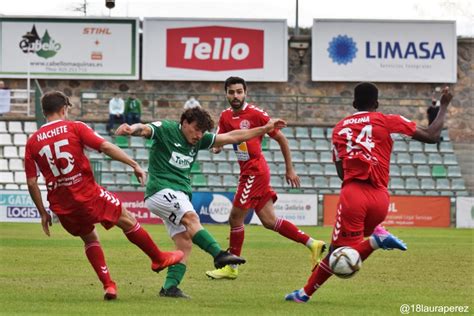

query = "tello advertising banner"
[323,194,450,227]
[250,193,318,226]
[0,190,50,223]
[143,18,287,81]
[113,191,163,224]
[0,17,139,79]
[456,197,474,228]
[312,19,456,83]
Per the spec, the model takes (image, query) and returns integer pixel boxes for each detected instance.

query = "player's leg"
[257,198,326,268]
[80,228,117,300]
[159,231,192,299]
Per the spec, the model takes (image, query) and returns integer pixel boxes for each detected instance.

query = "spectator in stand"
[125,93,142,125]
[107,93,125,134]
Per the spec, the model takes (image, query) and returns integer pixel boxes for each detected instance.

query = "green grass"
[0,223,472,315]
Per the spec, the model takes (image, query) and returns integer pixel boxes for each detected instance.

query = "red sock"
[229,225,245,256]
[353,239,375,261]
[84,241,115,289]
[303,256,333,296]
[273,218,310,245]
[124,222,163,263]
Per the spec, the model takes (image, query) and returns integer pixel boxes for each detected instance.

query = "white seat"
[0,121,6,133]
[5,183,19,189]
[3,146,18,158]
[0,171,14,183]
[14,171,27,184]
[8,122,23,133]
[13,134,27,146]
[9,159,24,171]
[24,122,38,134]
[0,159,8,170]
[18,146,25,158]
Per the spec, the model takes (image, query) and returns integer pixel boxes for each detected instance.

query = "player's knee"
[261,218,276,230]
[181,211,202,232]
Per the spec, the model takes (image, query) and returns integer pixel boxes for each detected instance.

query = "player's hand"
[133,165,147,186]
[210,147,223,154]
[265,118,287,133]
[41,212,52,237]
[115,123,133,136]
[440,86,453,107]
[286,170,301,188]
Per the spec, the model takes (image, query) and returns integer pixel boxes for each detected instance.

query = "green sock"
[163,263,186,290]
[192,229,222,258]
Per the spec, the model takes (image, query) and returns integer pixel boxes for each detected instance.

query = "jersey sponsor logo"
[232,142,250,161]
[166,26,264,71]
[239,119,251,129]
[169,151,194,169]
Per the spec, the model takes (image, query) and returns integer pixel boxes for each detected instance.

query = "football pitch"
[0,223,472,315]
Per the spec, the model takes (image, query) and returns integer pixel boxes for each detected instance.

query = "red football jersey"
[217,103,278,175]
[332,111,416,188]
[24,120,105,214]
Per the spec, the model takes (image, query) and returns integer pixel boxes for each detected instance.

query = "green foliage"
[0,224,472,315]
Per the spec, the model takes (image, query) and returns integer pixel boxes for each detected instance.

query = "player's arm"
[412,87,452,143]
[213,118,286,147]
[115,123,152,139]
[271,131,300,188]
[100,142,146,186]
[211,121,224,154]
[26,177,52,236]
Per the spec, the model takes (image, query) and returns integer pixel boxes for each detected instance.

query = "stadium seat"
[191,161,201,174]
[110,161,126,172]
[441,129,450,141]
[329,177,341,189]
[8,159,23,171]
[191,174,207,187]
[273,152,285,163]
[288,188,303,193]
[390,165,400,176]
[313,176,328,188]
[0,121,6,133]
[294,163,307,174]
[282,127,294,139]
[424,143,438,153]
[0,134,12,146]
[310,127,325,139]
[451,178,466,190]
[223,175,238,186]
[212,150,228,162]
[443,154,457,165]
[267,162,279,175]
[304,152,318,163]
[18,146,25,158]
[295,127,310,138]
[325,128,333,139]
[324,164,338,176]
[408,141,423,152]
[13,134,27,146]
[390,178,405,190]
[300,176,313,188]
[447,166,462,177]
[271,175,283,188]
[412,153,427,164]
[292,151,304,162]
[288,139,299,150]
[397,153,411,164]
[428,153,443,164]
[3,146,18,158]
[299,139,315,150]
[217,162,232,174]
[101,173,114,185]
[432,165,447,178]
[130,137,144,148]
[436,179,450,190]
[405,178,420,190]
[269,139,281,150]
[208,176,222,187]
[0,159,8,170]
[420,178,435,190]
[135,148,148,160]
[131,175,141,186]
[198,149,211,161]
[308,164,324,176]
[114,136,129,148]
[393,141,408,152]
[202,162,217,173]
[401,165,416,177]
[93,123,107,135]
[0,171,14,183]
[261,137,269,151]
[417,165,431,177]
[425,190,439,196]
[116,174,130,185]
[263,151,273,162]
[315,139,330,151]
[439,142,453,153]
[8,122,23,133]
[5,184,19,190]
[319,152,332,163]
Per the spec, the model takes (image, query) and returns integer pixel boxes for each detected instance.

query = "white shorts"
[145,188,195,238]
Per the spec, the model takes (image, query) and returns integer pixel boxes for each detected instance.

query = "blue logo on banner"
[193,192,254,224]
[327,35,358,65]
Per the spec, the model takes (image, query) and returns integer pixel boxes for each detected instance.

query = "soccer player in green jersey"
[115,106,286,298]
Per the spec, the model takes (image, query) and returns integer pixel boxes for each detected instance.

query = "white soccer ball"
[329,246,362,279]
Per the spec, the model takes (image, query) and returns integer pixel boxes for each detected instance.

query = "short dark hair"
[224,76,247,92]
[180,107,215,132]
[354,82,378,111]
[41,91,72,116]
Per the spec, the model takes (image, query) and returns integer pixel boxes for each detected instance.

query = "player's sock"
[303,255,333,296]
[229,225,245,256]
[192,229,221,258]
[353,239,375,260]
[84,241,114,288]
[273,218,310,245]
[124,222,163,262]
[163,263,186,290]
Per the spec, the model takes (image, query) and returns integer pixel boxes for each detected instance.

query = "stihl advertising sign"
[143,18,287,81]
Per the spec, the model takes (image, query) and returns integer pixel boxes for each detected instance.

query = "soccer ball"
[329,246,362,279]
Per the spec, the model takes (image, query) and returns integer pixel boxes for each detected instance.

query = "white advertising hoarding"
[0,17,139,79]
[250,194,318,226]
[143,18,288,81]
[312,19,456,83]
[456,197,474,228]
[0,190,49,223]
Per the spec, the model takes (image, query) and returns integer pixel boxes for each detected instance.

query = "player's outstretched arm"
[115,123,152,139]
[213,118,287,147]
[26,177,52,236]
[413,87,453,143]
[100,142,146,185]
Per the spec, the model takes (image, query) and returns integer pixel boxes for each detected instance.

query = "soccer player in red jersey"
[206,77,326,280]
[24,91,184,300]
[285,83,453,303]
